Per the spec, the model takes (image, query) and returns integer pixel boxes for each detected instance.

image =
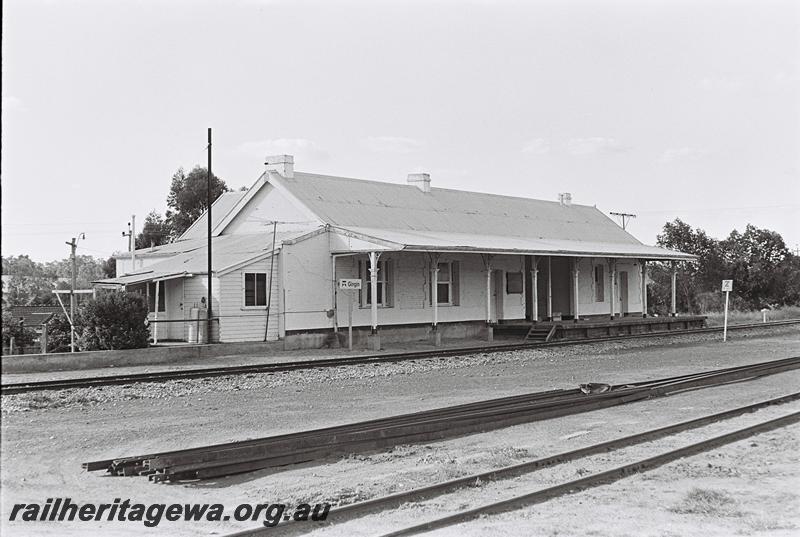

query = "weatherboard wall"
[216,254,280,342]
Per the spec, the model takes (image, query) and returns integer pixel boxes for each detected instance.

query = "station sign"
[721,280,733,292]
[338,279,362,290]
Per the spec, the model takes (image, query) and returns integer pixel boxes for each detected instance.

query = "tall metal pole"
[670,261,677,317]
[264,221,277,341]
[207,128,213,343]
[69,238,77,352]
[130,214,136,271]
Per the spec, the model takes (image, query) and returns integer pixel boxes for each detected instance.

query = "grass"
[670,488,741,517]
[703,306,800,327]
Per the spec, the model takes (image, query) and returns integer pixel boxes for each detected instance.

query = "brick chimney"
[265,155,294,178]
[407,173,431,193]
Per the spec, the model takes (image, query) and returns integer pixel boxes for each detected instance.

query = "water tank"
[197,308,209,344]
[187,308,199,344]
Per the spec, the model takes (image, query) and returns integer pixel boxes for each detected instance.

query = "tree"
[135,210,171,249]
[78,292,150,350]
[45,255,107,289]
[2,255,108,306]
[649,219,798,314]
[101,256,116,279]
[165,166,229,239]
[2,309,37,350]
[721,225,791,308]
[653,219,725,313]
[1,255,56,306]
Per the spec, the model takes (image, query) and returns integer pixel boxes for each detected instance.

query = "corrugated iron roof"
[179,191,247,241]
[113,192,248,260]
[277,172,692,259]
[145,232,285,274]
[335,227,695,260]
[114,238,207,259]
[281,172,640,244]
[97,230,307,285]
[94,271,191,286]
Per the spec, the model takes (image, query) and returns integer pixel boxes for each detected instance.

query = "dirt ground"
[1,328,798,536]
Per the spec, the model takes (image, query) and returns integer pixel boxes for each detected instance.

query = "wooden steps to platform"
[525,324,557,343]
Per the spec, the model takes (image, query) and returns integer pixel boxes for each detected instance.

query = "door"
[165,279,185,340]
[550,257,572,318]
[524,257,533,321]
[493,270,504,321]
[618,271,629,315]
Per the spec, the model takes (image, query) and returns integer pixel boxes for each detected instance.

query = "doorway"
[550,257,572,318]
[618,271,629,315]
[493,269,504,321]
[165,279,185,340]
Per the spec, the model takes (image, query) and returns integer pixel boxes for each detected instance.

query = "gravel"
[2,325,796,413]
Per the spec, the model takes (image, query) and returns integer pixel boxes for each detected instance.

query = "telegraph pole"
[207,128,213,343]
[65,233,85,352]
[610,212,637,230]
[121,215,136,273]
[130,214,136,270]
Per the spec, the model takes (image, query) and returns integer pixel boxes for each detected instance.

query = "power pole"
[207,127,213,343]
[130,214,136,270]
[65,233,85,352]
[121,215,136,273]
[610,212,637,230]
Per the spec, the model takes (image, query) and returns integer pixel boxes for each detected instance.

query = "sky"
[2,0,799,262]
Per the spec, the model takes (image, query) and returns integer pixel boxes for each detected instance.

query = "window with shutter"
[360,258,391,307]
[451,261,460,305]
[429,262,455,305]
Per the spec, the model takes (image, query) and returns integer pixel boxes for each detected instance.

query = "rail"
[226,392,800,536]
[3,319,798,396]
[81,356,800,483]
[377,411,800,537]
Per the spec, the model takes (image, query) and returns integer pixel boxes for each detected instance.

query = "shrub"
[45,313,73,353]
[78,292,150,350]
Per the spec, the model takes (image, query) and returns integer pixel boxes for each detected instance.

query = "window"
[594,264,605,302]
[244,272,268,307]
[359,259,393,307]
[437,262,451,304]
[506,272,523,294]
[429,261,460,305]
[147,281,165,313]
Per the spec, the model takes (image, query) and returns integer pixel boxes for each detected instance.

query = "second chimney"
[407,173,431,193]
[265,154,294,178]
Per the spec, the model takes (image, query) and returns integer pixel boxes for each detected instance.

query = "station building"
[96,155,699,349]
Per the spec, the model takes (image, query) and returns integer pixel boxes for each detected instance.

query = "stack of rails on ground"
[83,356,800,482]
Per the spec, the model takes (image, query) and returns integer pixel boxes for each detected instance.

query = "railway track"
[376,410,800,537]
[226,392,800,536]
[3,319,798,396]
[82,355,800,483]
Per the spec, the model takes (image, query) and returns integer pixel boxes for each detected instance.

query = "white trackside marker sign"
[721,280,733,292]
[338,279,361,350]
[721,280,733,341]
